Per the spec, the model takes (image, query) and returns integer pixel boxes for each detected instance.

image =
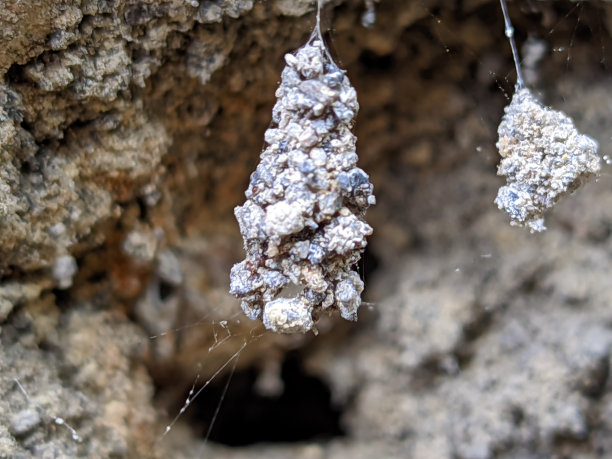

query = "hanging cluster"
[495,88,600,232]
[230,32,375,334]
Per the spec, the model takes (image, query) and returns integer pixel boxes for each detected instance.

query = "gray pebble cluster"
[495,88,600,232]
[230,32,374,334]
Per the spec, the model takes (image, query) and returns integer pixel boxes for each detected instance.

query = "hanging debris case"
[494,0,601,233]
[495,88,600,232]
[229,24,375,334]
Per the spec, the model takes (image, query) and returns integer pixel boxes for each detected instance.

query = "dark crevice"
[51,288,71,307]
[510,405,525,427]
[158,280,175,301]
[359,242,380,290]
[6,63,27,83]
[358,49,394,72]
[180,353,345,446]
[87,270,108,284]
[136,197,150,221]
[580,357,610,399]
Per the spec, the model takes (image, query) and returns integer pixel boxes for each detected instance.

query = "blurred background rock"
[1,1,611,457]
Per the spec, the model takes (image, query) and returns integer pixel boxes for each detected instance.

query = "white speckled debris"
[262,297,314,334]
[495,88,600,232]
[230,29,374,334]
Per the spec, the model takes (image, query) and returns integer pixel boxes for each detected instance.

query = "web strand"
[12,378,82,443]
[201,353,239,451]
[499,0,525,89]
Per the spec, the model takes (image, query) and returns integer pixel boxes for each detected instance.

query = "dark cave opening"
[184,353,345,446]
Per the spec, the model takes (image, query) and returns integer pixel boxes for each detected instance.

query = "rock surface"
[1,0,612,458]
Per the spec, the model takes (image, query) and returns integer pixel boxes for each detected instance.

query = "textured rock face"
[1,1,612,458]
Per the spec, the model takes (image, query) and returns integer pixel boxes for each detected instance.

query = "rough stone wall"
[1,1,612,458]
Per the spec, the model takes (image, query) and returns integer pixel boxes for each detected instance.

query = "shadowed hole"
[182,353,346,446]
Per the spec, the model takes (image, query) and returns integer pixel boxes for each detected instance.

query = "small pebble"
[9,408,41,437]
